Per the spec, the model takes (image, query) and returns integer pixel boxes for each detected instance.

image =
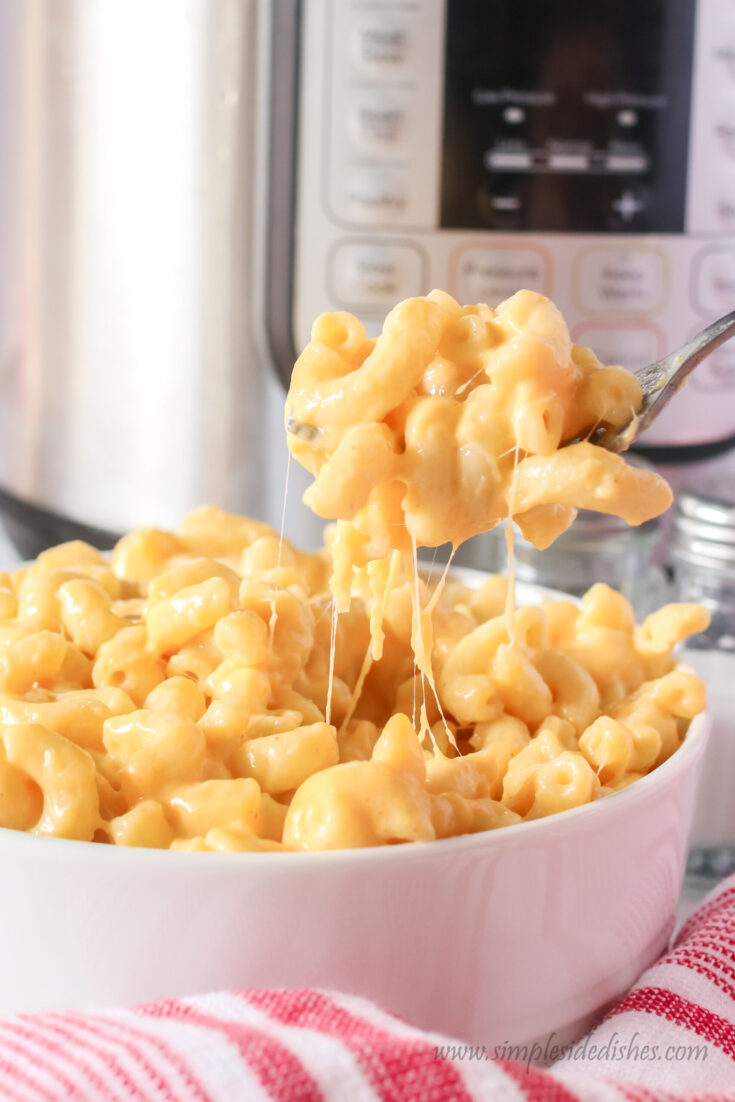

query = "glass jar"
[672,482,735,883]
[465,508,665,616]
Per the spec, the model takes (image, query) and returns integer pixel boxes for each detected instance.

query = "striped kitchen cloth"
[3,876,735,1101]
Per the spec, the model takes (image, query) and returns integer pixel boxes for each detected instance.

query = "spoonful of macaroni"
[285,289,673,568]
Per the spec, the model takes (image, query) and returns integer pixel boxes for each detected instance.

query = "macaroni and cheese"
[286,290,671,562]
[0,290,708,852]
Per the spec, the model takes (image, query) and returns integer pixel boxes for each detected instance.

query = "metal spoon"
[591,308,735,453]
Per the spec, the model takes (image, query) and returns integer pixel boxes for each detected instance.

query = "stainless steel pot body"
[0,0,300,537]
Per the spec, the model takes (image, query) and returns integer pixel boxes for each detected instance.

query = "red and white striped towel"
[4,877,735,1101]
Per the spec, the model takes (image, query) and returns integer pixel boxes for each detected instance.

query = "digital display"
[441,0,696,233]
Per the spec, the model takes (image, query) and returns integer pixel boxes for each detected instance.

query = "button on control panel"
[571,322,664,371]
[350,14,414,75]
[693,246,735,315]
[610,188,646,227]
[454,246,549,305]
[348,95,410,154]
[330,241,426,308]
[573,248,669,314]
[343,169,411,225]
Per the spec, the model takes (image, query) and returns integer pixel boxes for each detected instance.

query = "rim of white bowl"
[0,563,708,866]
[0,712,708,866]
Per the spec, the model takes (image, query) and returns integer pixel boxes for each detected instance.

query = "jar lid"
[673,480,735,569]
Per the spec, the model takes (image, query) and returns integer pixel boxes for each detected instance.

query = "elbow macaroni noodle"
[0,290,708,852]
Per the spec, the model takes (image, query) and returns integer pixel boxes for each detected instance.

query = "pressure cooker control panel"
[290,0,735,446]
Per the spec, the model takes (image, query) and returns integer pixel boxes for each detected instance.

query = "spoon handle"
[635,308,735,434]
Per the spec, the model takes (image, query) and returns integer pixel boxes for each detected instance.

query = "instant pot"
[0,0,733,555]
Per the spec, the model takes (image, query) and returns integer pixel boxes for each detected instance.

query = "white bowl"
[0,578,709,1049]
